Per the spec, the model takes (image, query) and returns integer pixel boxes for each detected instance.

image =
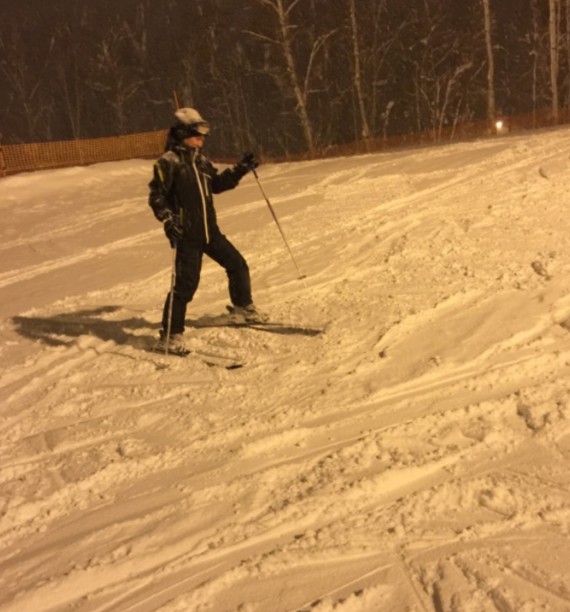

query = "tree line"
[1,0,569,158]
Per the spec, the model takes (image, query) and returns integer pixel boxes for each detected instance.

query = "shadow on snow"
[11,306,158,349]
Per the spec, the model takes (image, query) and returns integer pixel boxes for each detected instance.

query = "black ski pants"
[162,233,252,334]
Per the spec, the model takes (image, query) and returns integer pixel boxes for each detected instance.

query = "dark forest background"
[1,0,569,157]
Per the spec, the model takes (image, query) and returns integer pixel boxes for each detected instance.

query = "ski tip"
[226,363,245,370]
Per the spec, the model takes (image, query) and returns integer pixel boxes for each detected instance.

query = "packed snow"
[1,128,570,612]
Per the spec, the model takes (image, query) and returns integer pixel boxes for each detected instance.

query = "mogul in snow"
[149,107,265,353]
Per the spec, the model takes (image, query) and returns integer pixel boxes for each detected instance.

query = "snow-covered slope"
[1,129,570,611]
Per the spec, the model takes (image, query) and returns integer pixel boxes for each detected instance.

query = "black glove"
[163,213,183,246]
[234,151,259,177]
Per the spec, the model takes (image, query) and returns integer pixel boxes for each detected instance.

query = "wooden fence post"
[0,133,6,177]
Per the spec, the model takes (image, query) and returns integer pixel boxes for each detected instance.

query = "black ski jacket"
[149,145,244,246]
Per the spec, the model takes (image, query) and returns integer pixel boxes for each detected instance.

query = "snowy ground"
[1,128,570,612]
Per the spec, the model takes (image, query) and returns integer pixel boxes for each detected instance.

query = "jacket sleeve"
[209,161,244,194]
[148,153,178,221]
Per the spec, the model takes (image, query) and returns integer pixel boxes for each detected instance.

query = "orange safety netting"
[0,130,167,176]
[1,107,567,177]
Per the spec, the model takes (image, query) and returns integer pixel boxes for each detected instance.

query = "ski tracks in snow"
[2,134,570,610]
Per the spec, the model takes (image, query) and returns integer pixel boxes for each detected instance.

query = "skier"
[149,107,265,353]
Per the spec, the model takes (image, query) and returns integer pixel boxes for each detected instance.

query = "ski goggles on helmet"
[182,121,210,137]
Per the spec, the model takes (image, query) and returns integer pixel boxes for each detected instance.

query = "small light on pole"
[495,119,508,135]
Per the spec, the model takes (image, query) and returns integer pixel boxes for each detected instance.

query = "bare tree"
[408,2,479,142]
[549,0,561,122]
[90,21,154,134]
[247,0,335,152]
[481,0,496,129]
[530,0,541,126]
[0,26,55,142]
[362,0,408,140]
[566,0,570,106]
[53,5,92,140]
[204,26,255,152]
[347,0,370,139]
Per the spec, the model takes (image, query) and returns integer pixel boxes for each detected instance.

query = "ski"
[228,321,323,337]
[148,345,245,369]
[190,314,324,337]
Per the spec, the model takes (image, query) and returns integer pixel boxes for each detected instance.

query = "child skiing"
[148,107,265,353]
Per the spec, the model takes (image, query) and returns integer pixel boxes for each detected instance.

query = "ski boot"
[227,303,269,324]
[153,331,188,355]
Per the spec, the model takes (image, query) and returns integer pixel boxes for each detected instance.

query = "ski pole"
[252,168,306,280]
[164,245,177,356]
